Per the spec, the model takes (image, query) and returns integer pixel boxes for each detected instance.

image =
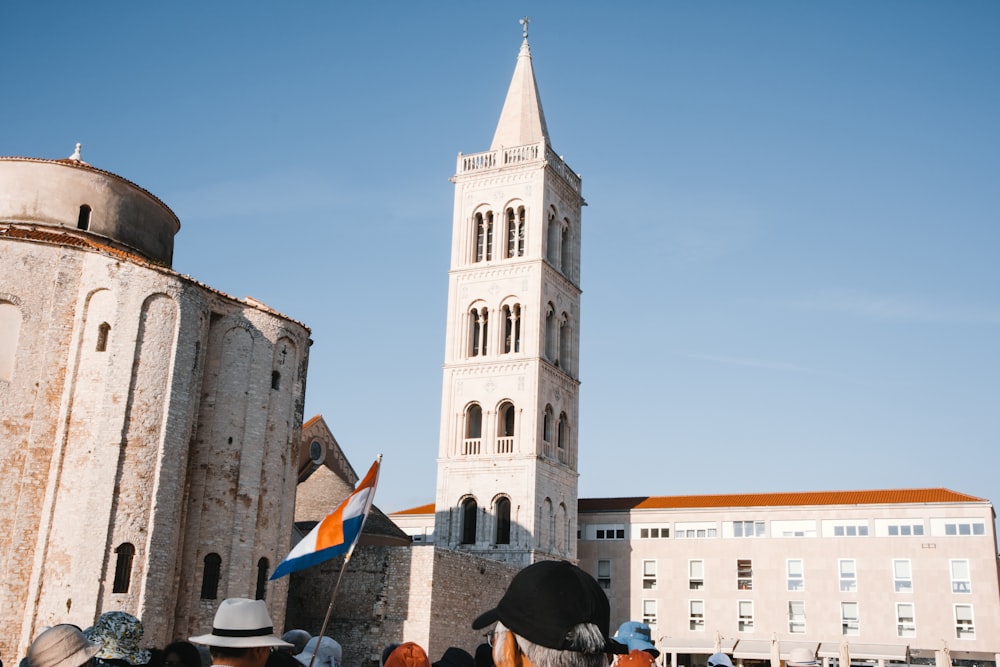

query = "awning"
[660,638,738,654]
[734,641,819,660]
[818,643,909,661]
[910,649,997,663]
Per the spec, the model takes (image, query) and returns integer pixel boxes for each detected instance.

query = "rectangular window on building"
[832,523,869,537]
[689,559,704,590]
[841,602,860,636]
[955,604,975,639]
[839,559,857,592]
[738,600,754,632]
[689,600,705,631]
[893,559,912,593]
[733,520,766,537]
[787,559,804,591]
[597,559,611,590]
[896,603,916,637]
[887,523,924,536]
[643,599,657,626]
[737,559,753,590]
[643,559,657,590]
[788,601,806,634]
[951,560,971,593]
[639,526,670,538]
[945,522,985,536]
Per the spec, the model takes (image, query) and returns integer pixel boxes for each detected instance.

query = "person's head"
[85,612,150,667]
[472,561,626,667]
[384,644,430,667]
[281,632,312,657]
[707,655,734,667]
[381,645,402,667]
[29,625,101,667]
[433,648,474,667]
[295,637,342,667]
[612,624,658,660]
[164,642,203,667]
[189,598,292,667]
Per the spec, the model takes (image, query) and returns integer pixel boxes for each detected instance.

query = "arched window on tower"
[561,220,572,277]
[77,205,92,231]
[559,315,571,375]
[112,543,135,593]
[543,405,554,458]
[506,206,526,258]
[485,211,494,261]
[497,401,515,453]
[546,206,559,266]
[96,322,110,352]
[464,404,482,455]
[201,553,222,599]
[460,497,478,545]
[474,212,485,262]
[495,497,511,545]
[469,307,488,357]
[255,558,269,600]
[557,412,569,464]
[544,303,556,363]
[502,304,521,354]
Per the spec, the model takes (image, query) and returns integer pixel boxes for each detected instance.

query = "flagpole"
[309,455,382,667]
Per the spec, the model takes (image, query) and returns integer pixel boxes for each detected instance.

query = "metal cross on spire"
[519,16,530,40]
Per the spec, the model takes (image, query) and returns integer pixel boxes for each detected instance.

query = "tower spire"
[490,18,550,150]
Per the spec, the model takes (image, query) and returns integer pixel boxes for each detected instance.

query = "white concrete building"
[0,150,310,658]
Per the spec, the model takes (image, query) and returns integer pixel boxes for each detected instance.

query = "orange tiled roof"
[390,488,986,517]
[578,488,986,512]
[390,502,436,516]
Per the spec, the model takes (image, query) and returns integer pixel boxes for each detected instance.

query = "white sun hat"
[189,598,293,649]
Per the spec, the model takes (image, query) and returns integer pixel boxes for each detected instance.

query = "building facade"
[577,489,999,667]
[0,152,310,657]
[431,28,584,566]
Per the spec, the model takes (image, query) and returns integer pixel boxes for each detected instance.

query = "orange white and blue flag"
[271,455,381,580]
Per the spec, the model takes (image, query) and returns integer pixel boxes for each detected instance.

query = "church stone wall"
[285,546,516,667]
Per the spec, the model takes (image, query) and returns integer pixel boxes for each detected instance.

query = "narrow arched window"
[271,371,280,390]
[559,316,571,374]
[112,543,135,593]
[506,208,517,258]
[544,304,556,362]
[474,213,485,262]
[547,207,559,265]
[470,309,480,357]
[461,498,478,544]
[96,322,110,352]
[485,211,494,261]
[543,406,553,443]
[502,304,521,354]
[561,220,572,276]
[78,205,92,231]
[557,413,569,464]
[201,553,222,599]
[255,558,269,600]
[516,207,525,257]
[495,497,511,545]
[466,404,482,439]
[498,402,515,437]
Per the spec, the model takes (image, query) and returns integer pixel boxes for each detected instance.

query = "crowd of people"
[20,561,807,667]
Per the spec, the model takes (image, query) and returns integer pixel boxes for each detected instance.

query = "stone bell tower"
[433,21,584,566]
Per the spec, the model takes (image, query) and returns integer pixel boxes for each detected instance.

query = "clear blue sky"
[4,2,998,514]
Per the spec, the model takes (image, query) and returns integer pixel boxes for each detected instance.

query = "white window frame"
[733,520,766,537]
[950,559,971,593]
[643,599,657,626]
[643,559,657,590]
[689,599,705,631]
[788,600,806,634]
[738,600,754,632]
[955,604,975,639]
[841,601,859,636]
[689,559,704,590]
[787,559,804,591]
[839,559,857,592]
[597,559,611,590]
[737,559,753,590]
[896,603,916,637]
[893,559,912,593]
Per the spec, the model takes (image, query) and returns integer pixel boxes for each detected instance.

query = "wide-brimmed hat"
[189,598,292,649]
[85,612,151,665]
[384,643,430,667]
[786,648,819,667]
[708,653,735,667]
[472,561,626,654]
[295,637,342,667]
[30,625,101,667]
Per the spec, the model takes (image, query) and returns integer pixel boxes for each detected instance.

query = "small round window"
[309,441,324,464]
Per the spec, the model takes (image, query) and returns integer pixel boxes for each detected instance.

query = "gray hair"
[495,622,610,667]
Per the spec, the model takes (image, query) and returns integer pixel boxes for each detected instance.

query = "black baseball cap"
[472,561,626,654]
